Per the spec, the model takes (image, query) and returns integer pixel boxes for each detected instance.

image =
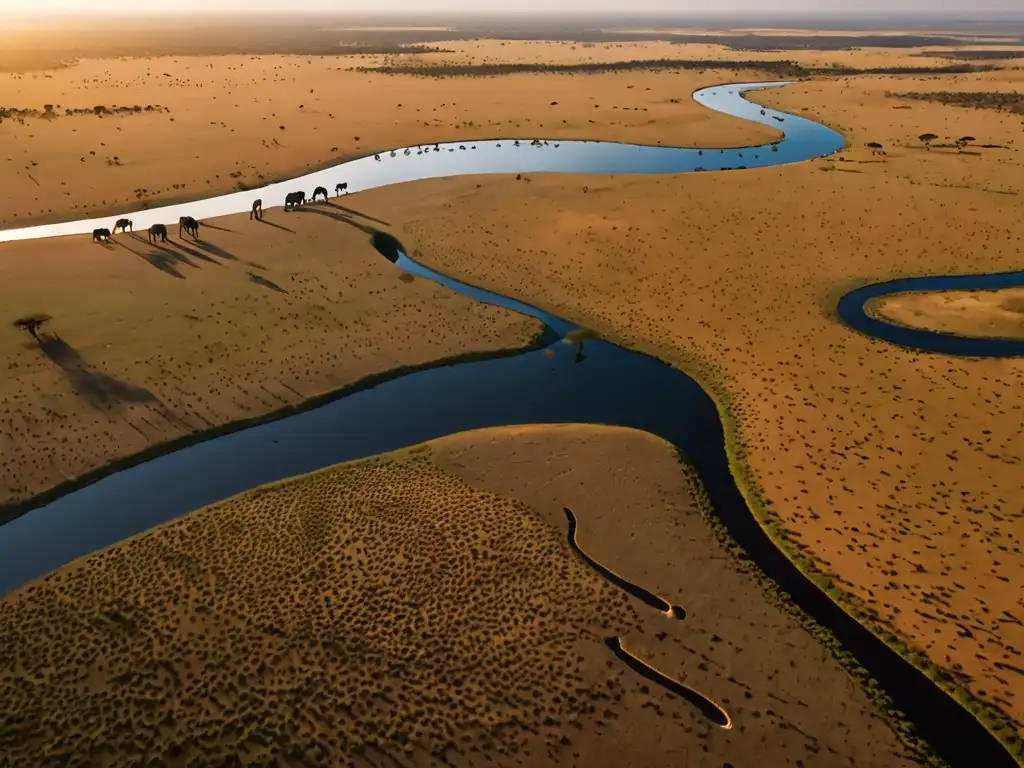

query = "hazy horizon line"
[9,8,1024,17]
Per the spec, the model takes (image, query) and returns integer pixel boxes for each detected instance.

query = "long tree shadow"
[247,271,289,294]
[257,218,294,234]
[294,206,380,236]
[321,201,392,226]
[36,333,160,409]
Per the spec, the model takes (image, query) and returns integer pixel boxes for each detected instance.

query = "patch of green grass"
[562,327,599,344]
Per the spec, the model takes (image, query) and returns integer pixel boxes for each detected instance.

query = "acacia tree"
[955,135,976,151]
[918,133,939,149]
[13,313,51,340]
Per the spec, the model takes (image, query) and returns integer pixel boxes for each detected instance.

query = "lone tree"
[955,135,976,151]
[13,313,51,340]
[918,132,939,149]
[866,141,883,149]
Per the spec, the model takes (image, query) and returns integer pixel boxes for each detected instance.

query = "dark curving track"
[563,504,724,724]
[604,636,733,729]
[563,506,686,619]
[838,270,1024,357]
[0,83,1018,768]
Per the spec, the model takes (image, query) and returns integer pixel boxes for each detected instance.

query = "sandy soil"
[0,423,918,767]
[869,287,1024,340]
[350,66,1024,744]
[0,204,541,510]
[0,50,780,230]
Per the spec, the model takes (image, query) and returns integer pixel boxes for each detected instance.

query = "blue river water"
[839,272,1024,357]
[0,82,1016,768]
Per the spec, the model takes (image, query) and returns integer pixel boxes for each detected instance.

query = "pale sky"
[3,0,1021,14]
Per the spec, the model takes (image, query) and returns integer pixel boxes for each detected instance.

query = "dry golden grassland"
[354,64,1024,747]
[0,47,777,229]
[0,207,541,510]
[0,424,918,767]
[0,50,784,511]
[2,30,1024,760]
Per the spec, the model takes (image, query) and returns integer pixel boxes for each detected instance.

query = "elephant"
[284,191,306,211]
[179,216,200,239]
[92,228,111,243]
[335,182,348,196]
[112,218,132,233]
[311,186,329,202]
[148,223,168,243]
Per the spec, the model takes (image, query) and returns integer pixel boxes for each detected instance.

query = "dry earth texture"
[0,46,781,229]
[342,65,1024,752]
[0,423,919,768]
[869,288,1024,341]
[0,207,541,510]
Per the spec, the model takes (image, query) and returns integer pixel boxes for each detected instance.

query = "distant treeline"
[889,90,1024,114]
[0,104,169,122]
[357,58,805,77]
[915,49,1024,60]
[356,58,1002,78]
[823,63,1001,75]
[335,44,453,55]
[660,33,1023,51]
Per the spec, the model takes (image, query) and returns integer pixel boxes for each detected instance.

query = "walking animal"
[335,182,348,196]
[311,186,329,202]
[112,218,132,233]
[92,228,111,243]
[179,216,200,239]
[148,223,168,243]
[284,190,305,211]
[250,199,263,220]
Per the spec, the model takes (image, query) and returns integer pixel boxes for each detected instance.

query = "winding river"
[0,82,1017,768]
[839,272,1024,357]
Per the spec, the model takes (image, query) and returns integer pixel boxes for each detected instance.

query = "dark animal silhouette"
[335,182,348,196]
[284,191,305,211]
[311,186,329,202]
[178,216,200,239]
[250,199,262,220]
[112,218,132,233]
[91,228,111,243]
[148,223,168,243]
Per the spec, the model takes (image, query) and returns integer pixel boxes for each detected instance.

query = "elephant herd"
[283,183,348,212]
[92,216,200,243]
[91,181,350,242]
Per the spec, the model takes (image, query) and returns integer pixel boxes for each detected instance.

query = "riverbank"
[0,423,919,767]
[0,205,543,511]
[867,287,1024,341]
[0,52,780,229]
[367,70,1024,752]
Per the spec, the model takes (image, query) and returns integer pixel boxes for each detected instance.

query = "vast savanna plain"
[1,15,1023,767]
